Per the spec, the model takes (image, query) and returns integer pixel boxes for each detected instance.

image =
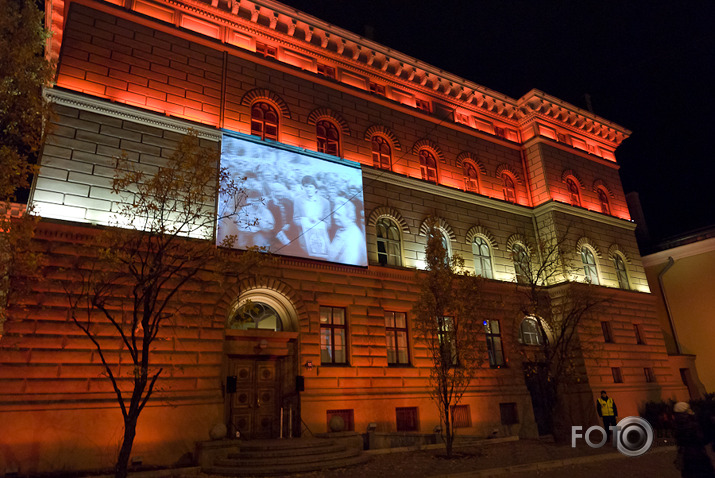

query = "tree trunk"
[444,408,453,458]
[115,414,138,478]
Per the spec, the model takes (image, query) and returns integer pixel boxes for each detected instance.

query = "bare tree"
[512,227,606,439]
[64,131,260,478]
[0,0,53,336]
[412,224,485,458]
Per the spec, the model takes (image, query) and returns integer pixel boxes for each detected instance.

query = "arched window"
[502,173,516,203]
[581,247,600,285]
[427,227,451,265]
[419,150,438,183]
[519,317,543,346]
[372,136,392,170]
[463,162,479,193]
[472,236,493,279]
[376,217,402,267]
[613,254,629,289]
[567,178,581,206]
[317,120,340,156]
[231,302,283,331]
[512,243,530,284]
[598,188,611,215]
[250,101,279,141]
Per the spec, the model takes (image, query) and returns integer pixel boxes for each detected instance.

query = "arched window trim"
[502,172,517,203]
[428,226,452,260]
[462,160,480,193]
[597,187,611,215]
[613,252,630,289]
[228,289,298,332]
[250,101,279,141]
[566,177,582,207]
[519,316,544,346]
[375,216,403,267]
[371,134,393,171]
[471,235,494,279]
[580,245,601,285]
[316,119,341,157]
[419,149,439,183]
[511,242,530,284]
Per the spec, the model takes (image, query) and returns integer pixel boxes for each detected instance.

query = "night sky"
[285,0,715,242]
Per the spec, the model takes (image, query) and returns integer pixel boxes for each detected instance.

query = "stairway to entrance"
[201,438,369,476]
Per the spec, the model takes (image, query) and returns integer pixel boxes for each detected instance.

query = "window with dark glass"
[502,173,516,203]
[320,306,347,364]
[415,98,431,112]
[472,236,493,279]
[250,102,278,141]
[396,407,419,431]
[567,178,581,206]
[598,188,611,215]
[612,367,623,383]
[376,217,402,266]
[601,321,614,343]
[511,244,530,284]
[372,136,391,170]
[419,150,438,183]
[581,247,600,285]
[614,254,629,289]
[519,317,542,346]
[463,162,479,192]
[316,120,340,156]
[634,324,645,345]
[385,311,409,365]
[484,320,504,368]
[438,316,458,366]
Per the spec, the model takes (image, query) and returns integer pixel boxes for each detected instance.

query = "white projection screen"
[217,134,367,267]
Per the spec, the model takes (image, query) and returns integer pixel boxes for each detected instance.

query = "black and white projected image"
[217,134,368,267]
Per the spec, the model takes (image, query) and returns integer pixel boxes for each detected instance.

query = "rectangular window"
[634,324,645,345]
[327,409,354,432]
[601,321,614,343]
[484,320,505,368]
[317,63,336,79]
[320,306,347,365]
[385,311,409,365]
[256,42,277,59]
[612,367,623,383]
[415,98,431,113]
[450,404,471,428]
[396,407,419,431]
[500,403,519,425]
[369,81,385,96]
[644,367,656,383]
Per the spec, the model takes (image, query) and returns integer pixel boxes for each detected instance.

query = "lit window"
[415,98,431,112]
[519,317,542,346]
[511,244,530,284]
[250,101,278,141]
[567,178,581,206]
[385,311,409,365]
[612,367,623,383]
[317,63,336,79]
[376,217,402,266]
[369,81,385,95]
[438,316,457,366]
[316,120,340,156]
[581,247,600,285]
[429,228,451,264]
[419,150,438,183]
[231,302,283,331]
[463,162,479,193]
[472,236,493,279]
[484,320,504,368]
[634,324,645,345]
[598,188,611,215]
[320,306,347,365]
[502,173,516,203]
[372,136,391,170]
[256,42,277,59]
[601,321,614,343]
[614,254,629,289]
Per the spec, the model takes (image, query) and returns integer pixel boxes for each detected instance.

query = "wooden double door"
[228,358,282,439]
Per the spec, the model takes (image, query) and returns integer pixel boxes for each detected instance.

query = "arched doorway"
[224,289,300,439]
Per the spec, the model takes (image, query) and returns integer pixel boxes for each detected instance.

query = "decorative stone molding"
[240,88,292,118]
[455,152,487,174]
[608,244,631,263]
[465,225,498,249]
[363,125,402,150]
[495,164,522,184]
[561,169,585,189]
[576,237,602,258]
[367,206,410,234]
[592,179,615,198]
[506,233,532,255]
[418,216,456,241]
[307,107,351,135]
[411,139,444,163]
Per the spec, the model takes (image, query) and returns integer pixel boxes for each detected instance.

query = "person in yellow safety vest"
[596,390,619,440]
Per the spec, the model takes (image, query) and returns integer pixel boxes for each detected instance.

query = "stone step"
[234,438,336,451]
[206,452,370,476]
[227,443,348,460]
[219,446,360,467]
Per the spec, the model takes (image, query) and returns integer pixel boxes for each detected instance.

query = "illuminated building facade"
[0,0,698,473]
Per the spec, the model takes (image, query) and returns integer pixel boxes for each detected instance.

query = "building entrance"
[228,357,282,439]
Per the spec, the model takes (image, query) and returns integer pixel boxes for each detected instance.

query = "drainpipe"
[658,257,681,354]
